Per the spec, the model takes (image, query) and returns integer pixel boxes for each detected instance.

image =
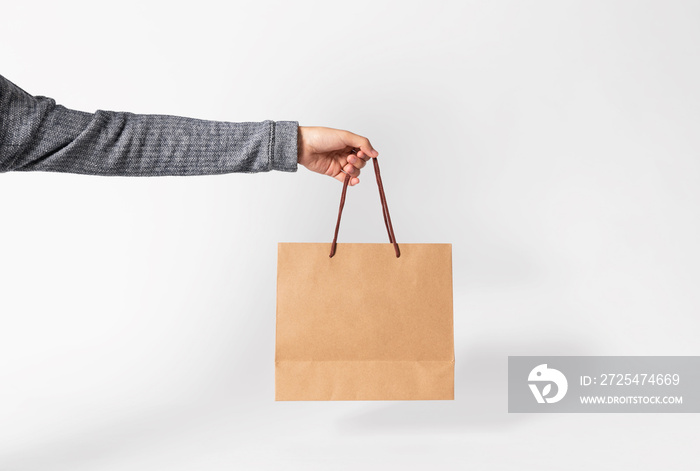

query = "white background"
[1,1,699,469]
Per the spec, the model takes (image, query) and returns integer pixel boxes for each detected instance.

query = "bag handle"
[330,154,401,258]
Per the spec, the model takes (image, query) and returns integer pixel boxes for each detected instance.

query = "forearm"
[0,74,298,176]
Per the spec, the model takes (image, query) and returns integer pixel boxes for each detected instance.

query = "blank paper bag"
[275,158,454,401]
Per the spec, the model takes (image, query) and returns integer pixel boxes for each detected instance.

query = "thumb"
[342,131,379,158]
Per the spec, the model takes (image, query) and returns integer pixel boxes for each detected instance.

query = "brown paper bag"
[275,158,454,401]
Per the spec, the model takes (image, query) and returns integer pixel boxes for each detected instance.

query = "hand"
[297,126,379,186]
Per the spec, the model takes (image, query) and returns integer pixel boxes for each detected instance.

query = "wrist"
[297,126,312,168]
[297,126,304,164]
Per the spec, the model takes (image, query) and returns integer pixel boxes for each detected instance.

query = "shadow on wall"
[335,339,591,434]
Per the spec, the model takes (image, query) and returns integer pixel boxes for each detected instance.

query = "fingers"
[327,129,377,187]
[347,151,369,170]
[333,149,367,186]
[333,156,360,186]
[343,162,360,178]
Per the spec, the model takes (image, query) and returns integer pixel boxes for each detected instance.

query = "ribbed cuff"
[272,121,299,172]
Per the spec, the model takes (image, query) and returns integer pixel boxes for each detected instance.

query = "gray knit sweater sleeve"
[0,74,298,176]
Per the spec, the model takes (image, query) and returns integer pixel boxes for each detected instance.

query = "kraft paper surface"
[275,243,454,401]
